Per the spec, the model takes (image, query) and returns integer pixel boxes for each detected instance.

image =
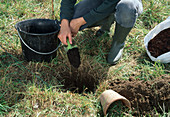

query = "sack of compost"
[144,16,170,63]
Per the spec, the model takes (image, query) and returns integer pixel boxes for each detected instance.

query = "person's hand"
[70,17,86,37]
[58,19,72,45]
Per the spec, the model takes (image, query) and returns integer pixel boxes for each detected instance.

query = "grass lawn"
[0,0,169,116]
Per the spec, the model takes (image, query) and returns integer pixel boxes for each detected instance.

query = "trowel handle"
[67,38,73,50]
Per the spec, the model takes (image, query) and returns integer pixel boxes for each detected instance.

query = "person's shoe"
[95,29,109,37]
[107,42,124,65]
[95,13,115,37]
[107,23,132,65]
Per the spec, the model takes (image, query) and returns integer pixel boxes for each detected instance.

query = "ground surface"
[0,0,170,116]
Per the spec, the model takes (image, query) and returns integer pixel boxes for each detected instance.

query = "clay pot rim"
[103,97,131,115]
[100,90,131,115]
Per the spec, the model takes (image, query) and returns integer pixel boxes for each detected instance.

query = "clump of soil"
[108,75,170,116]
[148,28,170,58]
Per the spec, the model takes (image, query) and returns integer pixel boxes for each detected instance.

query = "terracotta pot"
[100,89,131,115]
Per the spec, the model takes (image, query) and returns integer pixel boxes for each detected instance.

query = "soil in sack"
[148,28,170,58]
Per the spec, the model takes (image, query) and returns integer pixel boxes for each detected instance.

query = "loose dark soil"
[108,75,170,116]
[148,28,170,58]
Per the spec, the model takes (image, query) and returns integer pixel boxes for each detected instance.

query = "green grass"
[0,0,170,116]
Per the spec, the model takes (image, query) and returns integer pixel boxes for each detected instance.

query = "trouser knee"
[115,0,143,28]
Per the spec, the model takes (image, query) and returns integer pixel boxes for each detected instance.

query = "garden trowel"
[66,39,81,68]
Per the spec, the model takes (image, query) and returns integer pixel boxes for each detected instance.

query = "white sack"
[144,16,170,63]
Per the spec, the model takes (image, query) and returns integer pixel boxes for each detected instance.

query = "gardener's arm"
[58,0,77,45]
[70,0,120,36]
[58,19,72,45]
[60,0,76,21]
[70,17,86,37]
[83,0,120,27]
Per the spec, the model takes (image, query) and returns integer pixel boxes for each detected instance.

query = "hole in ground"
[58,67,99,93]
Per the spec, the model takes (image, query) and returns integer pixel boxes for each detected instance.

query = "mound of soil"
[148,28,170,58]
[108,76,170,116]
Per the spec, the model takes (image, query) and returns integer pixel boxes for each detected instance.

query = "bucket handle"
[16,27,61,55]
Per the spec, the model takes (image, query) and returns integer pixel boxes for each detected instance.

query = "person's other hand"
[70,17,86,37]
[58,19,72,45]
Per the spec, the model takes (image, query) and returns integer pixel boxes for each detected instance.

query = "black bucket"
[15,19,61,62]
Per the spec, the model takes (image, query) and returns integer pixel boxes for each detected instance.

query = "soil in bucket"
[148,28,170,58]
[15,19,60,62]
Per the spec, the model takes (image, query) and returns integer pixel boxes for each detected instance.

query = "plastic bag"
[144,16,170,63]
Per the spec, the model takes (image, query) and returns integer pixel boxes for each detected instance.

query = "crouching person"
[58,0,143,64]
